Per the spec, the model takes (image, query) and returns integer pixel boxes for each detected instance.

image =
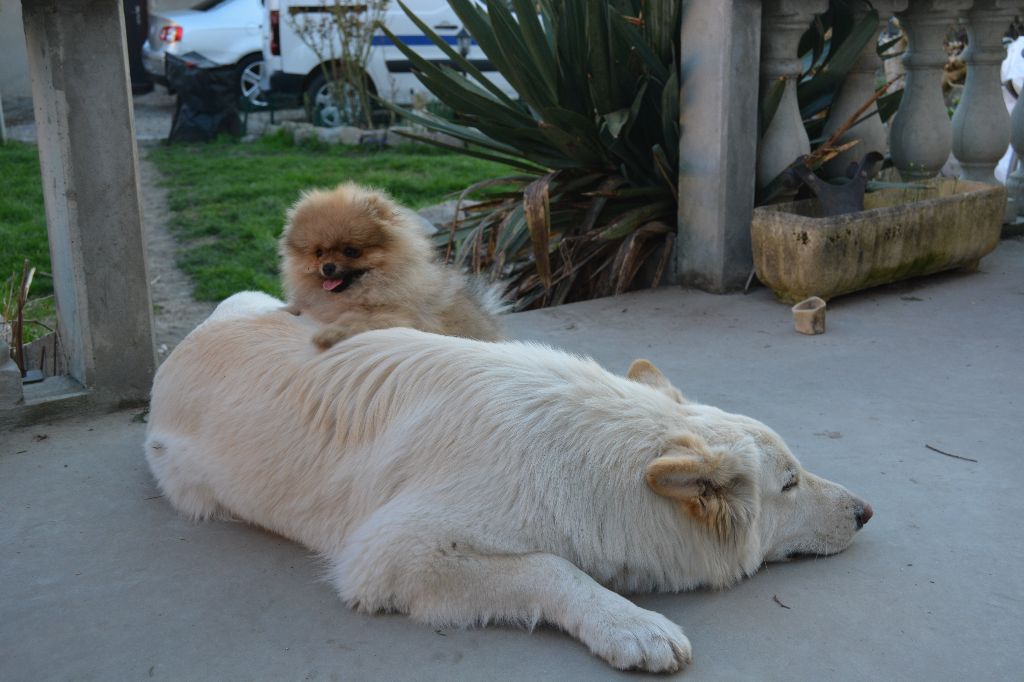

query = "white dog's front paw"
[580,607,692,673]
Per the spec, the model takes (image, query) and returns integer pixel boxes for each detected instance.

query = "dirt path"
[139,147,216,360]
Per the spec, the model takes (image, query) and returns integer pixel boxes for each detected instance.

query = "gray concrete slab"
[3,239,1023,680]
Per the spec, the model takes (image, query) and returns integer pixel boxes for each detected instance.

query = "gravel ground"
[137,144,217,358]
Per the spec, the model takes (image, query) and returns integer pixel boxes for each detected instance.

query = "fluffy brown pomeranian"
[279,182,505,349]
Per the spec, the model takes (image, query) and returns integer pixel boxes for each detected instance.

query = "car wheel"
[305,72,339,127]
[237,54,266,107]
[305,71,379,128]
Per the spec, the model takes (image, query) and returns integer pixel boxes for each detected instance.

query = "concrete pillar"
[756,0,828,188]
[676,0,762,292]
[952,0,1016,183]
[21,0,155,404]
[890,0,971,181]
[822,1,908,177]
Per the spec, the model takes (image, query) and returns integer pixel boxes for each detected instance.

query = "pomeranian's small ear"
[362,192,399,221]
[282,189,319,233]
[628,359,686,404]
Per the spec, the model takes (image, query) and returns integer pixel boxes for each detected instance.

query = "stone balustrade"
[679,0,1020,292]
[756,0,1020,185]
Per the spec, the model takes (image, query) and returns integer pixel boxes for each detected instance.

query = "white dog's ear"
[627,359,687,404]
[645,434,723,500]
[645,434,757,542]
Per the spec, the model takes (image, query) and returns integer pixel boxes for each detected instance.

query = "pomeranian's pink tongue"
[322,278,343,291]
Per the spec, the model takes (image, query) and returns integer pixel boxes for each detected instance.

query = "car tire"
[304,71,382,128]
[237,53,266,107]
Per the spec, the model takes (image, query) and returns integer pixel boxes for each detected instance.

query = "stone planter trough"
[751,179,1006,303]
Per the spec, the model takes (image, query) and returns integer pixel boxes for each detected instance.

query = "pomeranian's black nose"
[322,263,337,277]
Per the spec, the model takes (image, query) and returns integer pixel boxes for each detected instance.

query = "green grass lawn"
[1,134,513,340]
[150,133,516,300]
[0,141,51,298]
[0,141,56,343]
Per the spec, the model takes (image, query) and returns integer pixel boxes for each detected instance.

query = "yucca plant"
[378,0,680,309]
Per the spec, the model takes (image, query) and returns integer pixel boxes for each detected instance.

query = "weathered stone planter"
[752,179,1006,303]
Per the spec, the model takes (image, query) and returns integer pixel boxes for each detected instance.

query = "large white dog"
[145,292,872,672]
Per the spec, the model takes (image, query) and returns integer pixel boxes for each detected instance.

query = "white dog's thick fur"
[146,292,871,672]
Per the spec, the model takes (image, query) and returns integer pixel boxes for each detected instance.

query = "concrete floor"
[3,240,1023,680]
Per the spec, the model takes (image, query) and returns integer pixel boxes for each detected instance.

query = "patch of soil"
[138,146,216,360]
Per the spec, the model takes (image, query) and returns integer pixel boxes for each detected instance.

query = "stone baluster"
[822,1,908,177]
[757,0,829,189]
[890,0,972,181]
[1004,80,1024,221]
[952,0,1017,183]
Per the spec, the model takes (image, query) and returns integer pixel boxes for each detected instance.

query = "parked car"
[260,0,516,125]
[143,0,266,105]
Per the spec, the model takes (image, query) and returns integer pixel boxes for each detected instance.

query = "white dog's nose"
[855,502,873,529]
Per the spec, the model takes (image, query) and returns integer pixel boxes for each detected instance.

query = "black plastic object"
[123,0,153,95]
[789,152,886,217]
[166,52,243,143]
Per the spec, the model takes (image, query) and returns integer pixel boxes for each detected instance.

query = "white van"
[259,0,515,123]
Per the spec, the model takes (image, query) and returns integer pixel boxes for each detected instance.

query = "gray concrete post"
[676,0,762,292]
[20,0,155,404]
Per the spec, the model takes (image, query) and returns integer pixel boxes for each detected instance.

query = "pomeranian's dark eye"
[342,246,362,258]
[314,248,324,258]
